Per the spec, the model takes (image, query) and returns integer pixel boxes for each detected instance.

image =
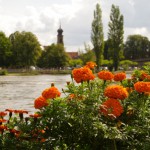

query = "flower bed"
[0,62,150,149]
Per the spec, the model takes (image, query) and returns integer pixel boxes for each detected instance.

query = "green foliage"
[124,35,150,60]
[79,44,95,65]
[108,4,124,71]
[0,69,8,75]
[69,59,83,68]
[120,60,138,70]
[9,31,42,68]
[38,44,70,68]
[91,3,104,70]
[144,61,150,66]
[0,31,12,67]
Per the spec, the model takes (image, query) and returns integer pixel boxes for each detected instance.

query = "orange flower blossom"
[34,96,48,109]
[85,61,97,70]
[104,85,128,100]
[42,86,61,99]
[140,71,149,81]
[72,67,95,83]
[114,72,126,81]
[134,81,150,93]
[0,112,7,118]
[100,98,123,118]
[98,70,114,81]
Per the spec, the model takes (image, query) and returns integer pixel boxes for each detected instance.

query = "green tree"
[9,31,42,68]
[124,34,150,60]
[0,31,12,67]
[69,59,83,68]
[120,60,138,70]
[91,3,104,70]
[38,44,70,69]
[79,43,95,65]
[108,4,124,71]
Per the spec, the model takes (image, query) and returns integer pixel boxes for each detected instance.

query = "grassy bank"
[4,69,72,76]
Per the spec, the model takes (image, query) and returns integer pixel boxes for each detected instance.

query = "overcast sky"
[0,0,150,52]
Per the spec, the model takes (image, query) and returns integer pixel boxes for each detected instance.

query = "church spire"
[57,22,64,45]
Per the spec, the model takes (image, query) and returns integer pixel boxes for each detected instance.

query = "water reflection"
[0,75,71,113]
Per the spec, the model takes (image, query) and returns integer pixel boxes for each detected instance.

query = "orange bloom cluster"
[100,98,123,118]
[134,81,150,93]
[98,70,114,81]
[114,72,126,81]
[34,96,48,109]
[140,71,148,80]
[72,67,95,83]
[104,85,128,100]
[30,113,42,118]
[42,86,61,99]
[0,112,7,118]
[85,61,97,70]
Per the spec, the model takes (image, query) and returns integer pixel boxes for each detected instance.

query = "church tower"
[57,24,64,45]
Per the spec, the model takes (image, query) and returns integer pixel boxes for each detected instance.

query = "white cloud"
[0,0,150,52]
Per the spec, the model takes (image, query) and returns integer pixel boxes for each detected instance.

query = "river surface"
[0,75,71,113]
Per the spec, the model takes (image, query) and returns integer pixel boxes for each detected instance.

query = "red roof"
[67,52,79,59]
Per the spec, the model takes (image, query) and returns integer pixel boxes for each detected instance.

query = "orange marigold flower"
[114,72,126,81]
[85,61,97,70]
[14,110,28,114]
[100,98,123,118]
[30,113,42,118]
[42,87,61,99]
[0,112,7,117]
[0,125,7,134]
[5,109,14,118]
[144,75,150,81]
[72,67,95,83]
[134,81,150,93]
[140,71,149,81]
[0,119,7,123]
[34,96,48,109]
[98,70,114,81]
[40,138,46,143]
[104,85,128,100]
[69,94,76,99]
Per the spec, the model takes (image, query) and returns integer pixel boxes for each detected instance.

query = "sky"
[0,0,150,52]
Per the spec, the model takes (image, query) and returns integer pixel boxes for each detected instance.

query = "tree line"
[0,3,150,70]
[91,3,150,71]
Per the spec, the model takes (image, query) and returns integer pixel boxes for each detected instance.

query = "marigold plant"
[34,96,48,109]
[72,67,95,83]
[85,61,97,70]
[104,85,128,100]
[134,81,150,93]
[114,72,126,81]
[98,70,114,81]
[42,86,61,99]
[100,98,123,118]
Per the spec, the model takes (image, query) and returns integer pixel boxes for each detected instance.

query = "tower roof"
[57,24,63,33]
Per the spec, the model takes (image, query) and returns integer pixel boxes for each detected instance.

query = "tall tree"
[91,3,104,70]
[124,34,150,60]
[108,4,124,71]
[0,31,12,67]
[9,31,42,68]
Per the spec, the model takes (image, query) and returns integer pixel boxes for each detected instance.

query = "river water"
[0,75,71,113]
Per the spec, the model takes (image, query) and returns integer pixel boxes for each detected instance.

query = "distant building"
[67,52,79,59]
[57,25,79,59]
[57,25,64,45]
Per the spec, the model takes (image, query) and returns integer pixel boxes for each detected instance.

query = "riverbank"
[0,69,72,76]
